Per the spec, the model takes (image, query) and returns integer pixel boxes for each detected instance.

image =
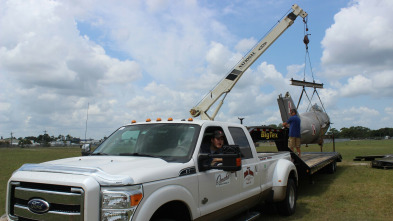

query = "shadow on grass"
[257,165,348,220]
[298,164,348,196]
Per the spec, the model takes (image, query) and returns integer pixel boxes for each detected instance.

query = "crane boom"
[190,4,307,120]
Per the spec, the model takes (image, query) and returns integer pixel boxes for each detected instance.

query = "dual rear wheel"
[277,178,297,216]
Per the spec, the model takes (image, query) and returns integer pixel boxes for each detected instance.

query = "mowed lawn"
[1,140,393,220]
[257,139,393,221]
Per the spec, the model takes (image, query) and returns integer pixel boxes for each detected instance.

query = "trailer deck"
[248,126,342,176]
[293,152,342,175]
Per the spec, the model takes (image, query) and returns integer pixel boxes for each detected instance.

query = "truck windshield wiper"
[91,152,109,155]
[119,153,157,158]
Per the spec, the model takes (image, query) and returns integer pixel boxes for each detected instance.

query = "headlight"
[101,185,143,221]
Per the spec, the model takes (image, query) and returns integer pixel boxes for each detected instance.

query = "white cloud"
[235,38,257,54]
[330,106,380,128]
[386,107,393,115]
[321,0,393,68]
[320,0,393,109]
[339,75,374,97]
[321,0,393,77]
[0,102,11,112]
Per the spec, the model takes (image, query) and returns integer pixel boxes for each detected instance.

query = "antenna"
[85,103,89,141]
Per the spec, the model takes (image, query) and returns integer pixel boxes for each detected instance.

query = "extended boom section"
[190,4,307,120]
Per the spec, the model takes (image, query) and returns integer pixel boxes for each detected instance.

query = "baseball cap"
[213,130,224,138]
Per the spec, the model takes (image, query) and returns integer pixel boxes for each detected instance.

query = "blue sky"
[1,0,392,140]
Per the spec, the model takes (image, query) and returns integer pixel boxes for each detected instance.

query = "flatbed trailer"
[248,126,342,177]
[354,154,393,169]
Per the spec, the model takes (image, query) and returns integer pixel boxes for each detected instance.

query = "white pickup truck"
[6,118,298,221]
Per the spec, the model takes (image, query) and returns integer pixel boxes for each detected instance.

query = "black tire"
[326,160,337,174]
[277,178,297,216]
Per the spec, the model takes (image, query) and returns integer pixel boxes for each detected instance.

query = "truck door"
[197,126,243,219]
[228,127,261,205]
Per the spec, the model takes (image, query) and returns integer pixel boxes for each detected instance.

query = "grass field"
[257,139,393,221]
[1,140,392,220]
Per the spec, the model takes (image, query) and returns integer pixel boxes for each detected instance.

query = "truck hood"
[18,156,192,186]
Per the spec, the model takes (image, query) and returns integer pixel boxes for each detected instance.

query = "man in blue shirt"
[283,109,301,157]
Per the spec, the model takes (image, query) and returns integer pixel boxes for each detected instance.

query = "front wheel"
[277,178,297,216]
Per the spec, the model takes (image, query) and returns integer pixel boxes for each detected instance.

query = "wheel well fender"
[271,159,298,201]
[134,184,197,220]
[272,159,298,187]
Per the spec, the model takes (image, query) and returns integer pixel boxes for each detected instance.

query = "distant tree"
[25,136,37,143]
[339,126,371,139]
[37,134,51,143]
[58,134,65,141]
[327,128,339,136]
[0,140,9,146]
[19,138,32,148]
[71,137,81,144]
[268,124,280,129]
[370,127,393,138]
[66,134,73,141]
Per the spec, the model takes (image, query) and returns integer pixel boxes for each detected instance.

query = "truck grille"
[8,181,84,221]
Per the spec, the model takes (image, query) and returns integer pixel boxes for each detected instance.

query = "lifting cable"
[298,17,328,115]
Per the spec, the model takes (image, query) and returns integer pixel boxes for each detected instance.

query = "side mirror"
[81,143,91,156]
[198,145,242,172]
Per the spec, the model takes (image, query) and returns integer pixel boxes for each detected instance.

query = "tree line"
[267,124,392,139]
[327,126,393,139]
[0,133,82,147]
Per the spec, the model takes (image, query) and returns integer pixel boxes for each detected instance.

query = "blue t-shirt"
[287,115,301,138]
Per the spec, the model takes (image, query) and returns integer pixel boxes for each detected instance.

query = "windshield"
[93,123,201,163]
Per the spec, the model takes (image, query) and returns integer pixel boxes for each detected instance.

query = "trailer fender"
[134,184,198,221]
[272,159,298,201]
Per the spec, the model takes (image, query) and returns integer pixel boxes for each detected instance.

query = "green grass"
[258,139,393,220]
[1,140,393,219]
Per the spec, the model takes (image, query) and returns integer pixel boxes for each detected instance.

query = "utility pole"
[10,131,13,147]
[85,103,89,142]
[42,130,47,146]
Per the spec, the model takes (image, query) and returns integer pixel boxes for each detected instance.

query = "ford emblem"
[27,198,50,214]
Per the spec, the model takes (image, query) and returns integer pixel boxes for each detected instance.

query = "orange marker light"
[278,180,282,183]
[130,193,143,207]
[236,158,241,166]
[131,120,136,124]
[156,118,162,121]
[168,118,173,121]
[146,118,151,122]
[188,118,193,122]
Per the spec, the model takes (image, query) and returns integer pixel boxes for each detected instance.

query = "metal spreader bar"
[290,78,323,88]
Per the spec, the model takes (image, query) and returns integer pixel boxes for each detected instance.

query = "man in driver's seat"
[201,130,225,166]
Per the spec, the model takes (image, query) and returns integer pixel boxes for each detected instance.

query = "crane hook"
[303,34,310,49]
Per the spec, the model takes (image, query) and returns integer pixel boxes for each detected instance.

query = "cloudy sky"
[1,0,392,140]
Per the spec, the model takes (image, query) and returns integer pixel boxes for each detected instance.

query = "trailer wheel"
[326,160,337,174]
[277,178,297,216]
